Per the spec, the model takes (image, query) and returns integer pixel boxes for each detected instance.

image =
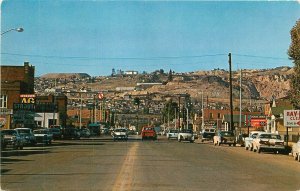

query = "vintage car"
[49,128,63,140]
[1,129,24,150]
[213,131,236,146]
[178,129,194,143]
[141,127,157,140]
[166,129,179,140]
[244,131,264,151]
[252,132,285,153]
[200,128,216,142]
[33,129,53,145]
[112,128,128,141]
[15,128,37,146]
[292,139,300,162]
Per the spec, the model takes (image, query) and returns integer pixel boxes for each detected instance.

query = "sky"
[1,1,300,77]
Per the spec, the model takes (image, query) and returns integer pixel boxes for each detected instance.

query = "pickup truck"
[213,131,236,146]
[244,131,264,151]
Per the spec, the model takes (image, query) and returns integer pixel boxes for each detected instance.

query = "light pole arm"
[1,28,24,35]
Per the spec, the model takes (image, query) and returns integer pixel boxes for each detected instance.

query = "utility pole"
[201,91,204,130]
[229,53,234,131]
[79,92,82,129]
[239,69,242,135]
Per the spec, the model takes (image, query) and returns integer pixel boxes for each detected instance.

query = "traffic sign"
[98,92,104,100]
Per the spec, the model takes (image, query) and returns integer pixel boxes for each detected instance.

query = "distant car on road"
[178,129,194,143]
[80,128,91,138]
[292,139,300,162]
[112,128,128,141]
[141,127,157,141]
[33,129,53,145]
[244,131,264,151]
[1,129,24,150]
[167,129,179,140]
[15,128,37,146]
[49,128,63,140]
[213,131,236,146]
[252,132,285,153]
[200,128,215,142]
[62,128,81,139]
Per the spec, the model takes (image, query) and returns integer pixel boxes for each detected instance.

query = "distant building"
[125,70,138,75]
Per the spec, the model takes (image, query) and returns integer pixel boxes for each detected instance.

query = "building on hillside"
[124,70,138,75]
[0,62,35,129]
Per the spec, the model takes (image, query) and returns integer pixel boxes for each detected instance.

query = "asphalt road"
[1,135,300,191]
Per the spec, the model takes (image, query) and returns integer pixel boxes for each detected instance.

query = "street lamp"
[1,27,24,35]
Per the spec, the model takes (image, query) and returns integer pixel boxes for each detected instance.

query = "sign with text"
[20,94,35,104]
[284,110,300,127]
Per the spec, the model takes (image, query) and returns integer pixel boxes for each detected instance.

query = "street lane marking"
[112,142,138,191]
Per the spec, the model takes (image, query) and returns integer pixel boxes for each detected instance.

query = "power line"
[1,52,227,61]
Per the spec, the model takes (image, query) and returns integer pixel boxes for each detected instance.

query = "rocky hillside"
[40,73,90,79]
[38,67,293,102]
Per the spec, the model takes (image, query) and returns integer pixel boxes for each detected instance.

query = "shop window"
[0,95,7,108]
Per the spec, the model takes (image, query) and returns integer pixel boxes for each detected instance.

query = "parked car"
[1,129,24,150]
[15,128,37,146]
[166,129,179,140]
[49,128,63,140]
[141,127,157,141]
[200,128,215,142]
[62,128,81,139]
[33,129,53,145]
[80,128,91,138]
[112,128,128,141]
[292,139,300,162]
[252,132,285,153]
[244,131,264,151]
[178,129,194,143]
[236,133,248,147]
[213,131,236,146]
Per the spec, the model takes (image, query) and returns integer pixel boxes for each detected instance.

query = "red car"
[141,127,157,141]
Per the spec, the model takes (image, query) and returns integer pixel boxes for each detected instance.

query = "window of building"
[217,113,221,119]
[0,95,7,108]
[209,113,213,119]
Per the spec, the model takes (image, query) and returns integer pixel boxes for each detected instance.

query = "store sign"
[250,115,266,127]
[284,110,300,127]
[20,94,35,104]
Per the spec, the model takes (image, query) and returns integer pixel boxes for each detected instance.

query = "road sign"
[284,110,300,127]
[98,92,104,100]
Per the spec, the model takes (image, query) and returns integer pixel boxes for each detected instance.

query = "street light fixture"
[1,27,24,35]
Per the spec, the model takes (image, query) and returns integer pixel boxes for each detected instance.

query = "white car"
[292,140,300,162]
[244,131,264,151]
[167,129,179,140]
[178,129,194,143]
[252,132,285,153]
[112,128,128,141]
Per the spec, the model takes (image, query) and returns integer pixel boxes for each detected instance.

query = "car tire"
[214,141,217,146]
[257,147,261,153]
[297,154,300,162]
[233,143,236,147]
[218,142,221,146]
[229,144,231,146]
[245,146,248,150]
[293,153,298,160]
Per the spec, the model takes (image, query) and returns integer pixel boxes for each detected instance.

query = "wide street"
[1,135,300,191]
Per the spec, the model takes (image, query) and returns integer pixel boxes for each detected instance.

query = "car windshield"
[209,129,215,133]
[180,129,192,133]
[170,130,178,133]
[34,130,48,134]
[17,129,30,134]
[1,130,17,135]
[144,127,154,131]
[115,129,127,132]
[220,131,234,136]
[251,133,258,138]
[259,134,272,139]
[271,134,281,140]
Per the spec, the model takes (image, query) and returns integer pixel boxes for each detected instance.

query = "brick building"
[0,62,35,128]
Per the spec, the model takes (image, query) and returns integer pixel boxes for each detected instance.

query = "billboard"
[284,110,300,127]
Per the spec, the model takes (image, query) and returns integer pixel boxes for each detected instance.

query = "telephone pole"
[229,53,234,131]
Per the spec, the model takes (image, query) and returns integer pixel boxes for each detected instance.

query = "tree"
[168,69,173,82]
[288,19,300,109]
